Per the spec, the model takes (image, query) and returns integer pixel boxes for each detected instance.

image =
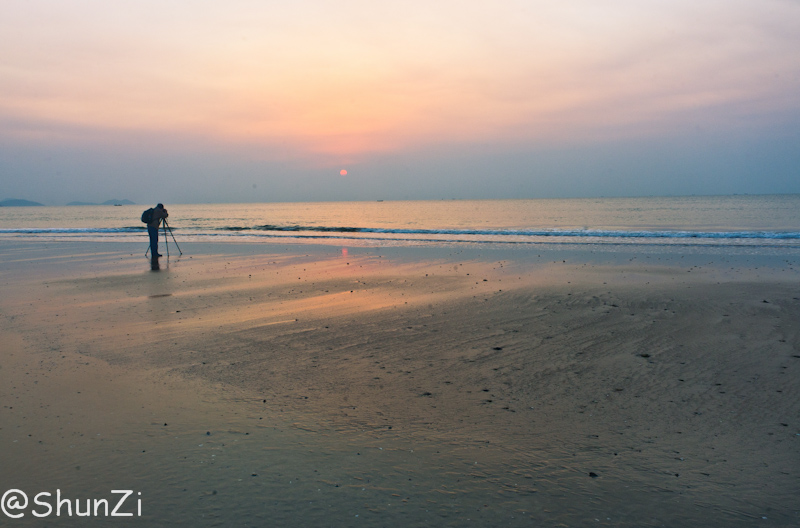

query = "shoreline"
[1,240,798,526]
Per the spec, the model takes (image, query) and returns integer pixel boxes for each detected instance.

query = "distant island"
[66,199,136,206]
[0,198,44,207]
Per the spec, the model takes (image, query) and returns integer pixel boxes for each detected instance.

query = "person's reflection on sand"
[150,254,160,270]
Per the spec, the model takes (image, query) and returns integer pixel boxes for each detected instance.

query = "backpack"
[141,208,155,223]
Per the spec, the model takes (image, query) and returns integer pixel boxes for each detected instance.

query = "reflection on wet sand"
[1,244,798,527]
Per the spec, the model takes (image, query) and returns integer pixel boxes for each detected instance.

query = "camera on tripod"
[142,204,182,258]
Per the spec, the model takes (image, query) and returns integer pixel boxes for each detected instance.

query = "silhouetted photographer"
[142,203,169,258]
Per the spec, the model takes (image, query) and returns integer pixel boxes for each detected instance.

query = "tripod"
[145,218,182,258]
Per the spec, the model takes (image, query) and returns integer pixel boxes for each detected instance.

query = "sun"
[340,169,347,176]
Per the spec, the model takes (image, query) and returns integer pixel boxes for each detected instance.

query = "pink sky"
[1,0,799,203]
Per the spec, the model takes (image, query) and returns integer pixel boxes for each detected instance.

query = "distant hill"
[0,198,44,207]
[66,199,136,206]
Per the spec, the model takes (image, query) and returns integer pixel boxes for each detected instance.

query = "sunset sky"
[1,0,799,204]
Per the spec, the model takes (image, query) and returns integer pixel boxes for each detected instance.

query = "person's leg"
[148,224,160,256]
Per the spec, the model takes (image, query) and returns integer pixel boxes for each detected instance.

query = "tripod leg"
[163,220,182,255]
[166,223,182,255]
[163,221,169,259]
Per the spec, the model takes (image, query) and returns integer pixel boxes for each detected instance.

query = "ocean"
[1,195,799,254]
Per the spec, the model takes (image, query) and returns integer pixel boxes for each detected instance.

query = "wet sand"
[1,241,799,526]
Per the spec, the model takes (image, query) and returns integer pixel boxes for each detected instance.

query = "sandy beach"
[1,240,798,526]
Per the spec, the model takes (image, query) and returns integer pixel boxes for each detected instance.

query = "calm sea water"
[1,195,799,251]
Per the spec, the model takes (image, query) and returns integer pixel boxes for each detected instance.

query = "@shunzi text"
[2,489,142,518]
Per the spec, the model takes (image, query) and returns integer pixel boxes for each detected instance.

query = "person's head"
[155,203,164,210]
